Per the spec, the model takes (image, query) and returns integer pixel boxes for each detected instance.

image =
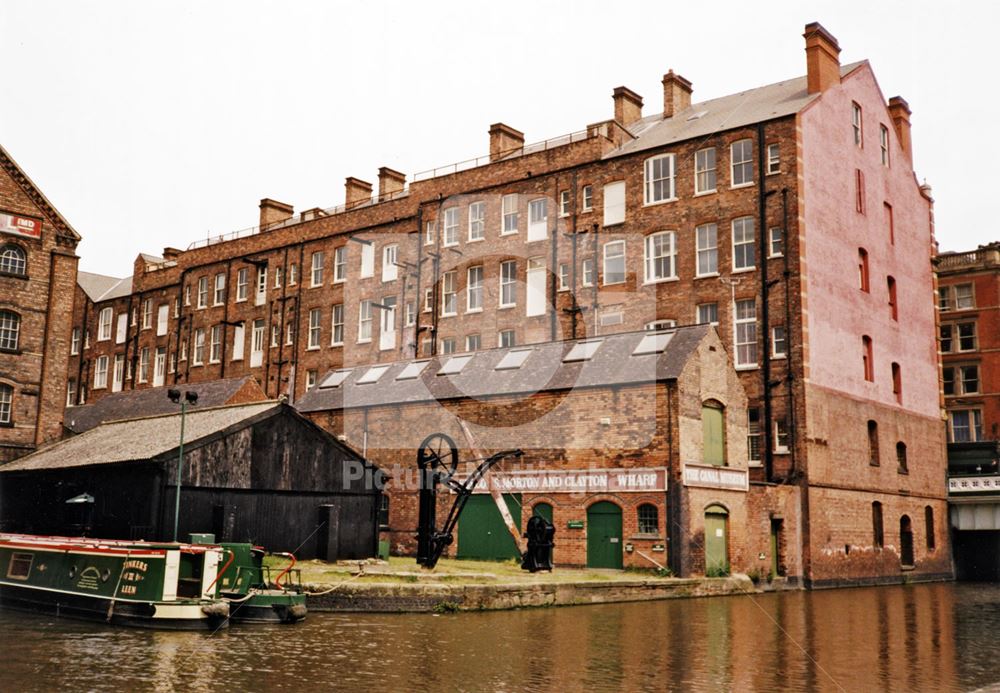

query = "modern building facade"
[0,145,81,463]
[57,23,949,584]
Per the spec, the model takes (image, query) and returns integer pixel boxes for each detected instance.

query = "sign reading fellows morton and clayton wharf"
[474,468,668,495]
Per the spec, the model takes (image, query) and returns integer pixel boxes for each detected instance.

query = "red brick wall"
[0,149,79,462]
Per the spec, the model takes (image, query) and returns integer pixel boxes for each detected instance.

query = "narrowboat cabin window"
[7,552,33,580]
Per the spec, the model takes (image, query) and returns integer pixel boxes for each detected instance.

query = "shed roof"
[64,376,266,434]
[608,62,866,159]
[77,270,133,303]
[3,401,282,473]
[295,325,710,413]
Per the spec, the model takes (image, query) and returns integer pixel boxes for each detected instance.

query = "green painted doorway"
[532,502,553,522]
[586,501,623,569]
[769,518,783,577]
[457,494,521,560]
[702,402,725,466]
[704,506,729,576]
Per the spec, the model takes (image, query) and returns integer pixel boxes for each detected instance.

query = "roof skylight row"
[317,330,674,388]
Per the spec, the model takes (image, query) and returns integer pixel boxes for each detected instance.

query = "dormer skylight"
[495,349,532,370]
[396,361,430,381]
[438,354,474,375]
[563,339,603,362]
[357,365,391,384]
[633,332,674,355]
[319,369,352,389]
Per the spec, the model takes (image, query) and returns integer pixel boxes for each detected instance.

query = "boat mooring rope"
[301,570,365,596]
[106,549,132,623]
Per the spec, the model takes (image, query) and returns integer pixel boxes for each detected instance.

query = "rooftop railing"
[937,245,1000,270]
[186,188,411,250]
[411,128,592,182]
[184,126,596,251]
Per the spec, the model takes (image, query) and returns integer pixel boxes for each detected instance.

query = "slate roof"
[295,325,710,413]
[77,270,133,303]
[2,402,281,472]
[64,376,265,434]
[608,62,866,159]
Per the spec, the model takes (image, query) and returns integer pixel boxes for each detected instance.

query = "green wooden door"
[705,507,729,576]
[587,501,623,569]
[457,494,521,560]
[702,404,725,466]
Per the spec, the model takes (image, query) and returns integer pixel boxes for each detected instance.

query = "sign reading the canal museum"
[473,467,667,494]
[682,464,749,491]
[0,212,42,239]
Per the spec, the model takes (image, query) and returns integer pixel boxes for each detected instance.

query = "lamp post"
[167,389,198,542]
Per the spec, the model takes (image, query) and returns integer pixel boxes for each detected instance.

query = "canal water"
[2,582,1000,692]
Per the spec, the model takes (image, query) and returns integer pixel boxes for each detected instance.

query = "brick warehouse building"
[57,23,949,585]
[0,145,80,463]
[935,243,1000,448]
[297,326,801,577]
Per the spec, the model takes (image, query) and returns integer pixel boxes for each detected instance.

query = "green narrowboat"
[213,543,307,624]
[0,533,229,629]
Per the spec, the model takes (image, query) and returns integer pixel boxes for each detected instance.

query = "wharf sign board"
[0,213,42,240]
[472,468,667,495]
[682,463,749,492]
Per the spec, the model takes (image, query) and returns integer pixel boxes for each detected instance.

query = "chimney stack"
[345,177,373,208]
[661,71,692,118]
[887,96,912,160]
[378,167,406,200]
[489,123,524,162]
[803,22,841,94]
[162,247,182,261]
[612,86,643,126]
[259,198,294,230]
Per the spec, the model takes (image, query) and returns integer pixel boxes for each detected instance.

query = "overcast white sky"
[0,1,992,276]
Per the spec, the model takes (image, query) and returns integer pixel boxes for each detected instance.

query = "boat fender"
[201,602,230,619]
[287,603,308,621]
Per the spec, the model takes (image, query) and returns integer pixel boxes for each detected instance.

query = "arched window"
[900,515,914,567]
[637,504,659,535]
[896,442,908,473]
[702,400,726,466]
[0,383,12,425]
[872,501,884,549]
[0,311,20,351]
[868,420,880,466]
[532,502,553,525]
[0,245,26,276]
[858,248,870,292]
[925,506,936,551]
[862,335,874,381]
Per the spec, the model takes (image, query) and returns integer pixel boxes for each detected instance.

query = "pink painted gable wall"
[799,63,938,419]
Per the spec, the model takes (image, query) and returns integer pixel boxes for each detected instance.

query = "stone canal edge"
[304,576,765,613]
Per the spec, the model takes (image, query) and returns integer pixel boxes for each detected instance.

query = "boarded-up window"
[702,401,726,466]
